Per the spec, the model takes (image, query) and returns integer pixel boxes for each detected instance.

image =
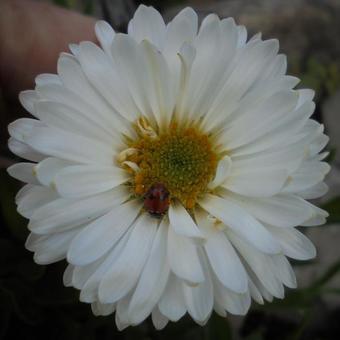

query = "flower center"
[121,118,218,209]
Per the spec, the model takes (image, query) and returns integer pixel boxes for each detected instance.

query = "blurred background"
[0,0,340,339]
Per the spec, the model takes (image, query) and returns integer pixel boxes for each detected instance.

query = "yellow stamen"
[122,117,218,209]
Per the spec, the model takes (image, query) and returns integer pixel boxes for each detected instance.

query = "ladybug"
[144,183,170,218]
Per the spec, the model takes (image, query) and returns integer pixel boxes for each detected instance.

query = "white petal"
[98,213,157,304]
[297,182,328,200]
[182,252,214,322]
[230,100,315,157]
[72,258,104,289]
[128,218,170,324]
[7,163,39,184]
[212,273,251,315]
[297,89,315,108]
[182,276,213,323]
[35,73,61,86]
[247,269,274,302]
[8,137,44,162]
[213,302,227,318]
[167,221,204,284]
[115,294,132,330]
[141,40,175,129]
[63,264,74,287]
[206,232,247,293]
[69,43,80,56]
[187,17,238,122]
[258,53,287,80]
[54,164,128,198]
[175,42,196,121]
[151,307,169,330]
[35,100,115,146]
[78,41,139,121]
[208,155,232,189]
[266,226,316,260]
[35,157,72,186]
[168,201,204,240]
[227,230,285,298]
[8,118,43,143]
[158,274,186,321]
[122,161,140,173]
[199,194,281,254]
[128,5,166,49]
[79,229,132,303]
[111,35,156,123]
[310,133,329,156]
[203,39,280,131]
[30,228,79,264]
[15,183,34,203]
[224,168,287,197]
[185,16,222,120]
[19,90,39,117]
[91,302,115,316]
[17,185,58,219]
[29,187,128,234]
[25,232,44,252]
[228,193,314,228]
[95,20,115,55]
[237,25,247,47]
[284,161,330,193]
[36,83,92,117]
[163,7,198,55]
[67,199,142,266]
[272,254,297,288]
[57,54,132,138]
[15,183,33,203]
[25,126,114,165]
[195,209,248,293]
[248,275,264,304]
[219,91,298,149]
[231,143,305,175]
[301,214,327,226]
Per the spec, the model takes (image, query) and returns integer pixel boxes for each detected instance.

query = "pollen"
[123,118,218,209]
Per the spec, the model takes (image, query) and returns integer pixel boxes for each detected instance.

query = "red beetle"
[144,183,170,217]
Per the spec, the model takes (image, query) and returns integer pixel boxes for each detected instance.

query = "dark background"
[1,1,340,339]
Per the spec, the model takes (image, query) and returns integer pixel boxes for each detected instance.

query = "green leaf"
[207,314,233,340]
[53,0,70,8]
[288,308,314,340]
[260,259,340,311]
[12,258,46,282]
[310,259,340,289]
[321,197,340,224]
[0,170,28,241]
[259,289,314,311]
[321,288,340,295]
[33,262,79,306]
[1,279,43,325]
[324,147,336,164]
[244,331,264,340]
[0,238,45,281]
[83,0,94,15]
[0,288,13,338]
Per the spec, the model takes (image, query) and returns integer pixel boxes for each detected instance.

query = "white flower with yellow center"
[7,5,330,330]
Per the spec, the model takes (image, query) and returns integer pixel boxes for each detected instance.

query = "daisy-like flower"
[8,5,330,330]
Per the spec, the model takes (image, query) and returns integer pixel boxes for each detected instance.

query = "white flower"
[7,5,329,330]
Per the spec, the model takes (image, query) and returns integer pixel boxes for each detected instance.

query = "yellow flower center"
[121,118,218,209]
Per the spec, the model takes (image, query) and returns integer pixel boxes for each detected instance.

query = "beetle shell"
[144,183,170,217]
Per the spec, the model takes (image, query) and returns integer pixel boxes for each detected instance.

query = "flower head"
[7,5,330,330]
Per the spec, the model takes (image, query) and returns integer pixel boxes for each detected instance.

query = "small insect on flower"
[144,183,170,217]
